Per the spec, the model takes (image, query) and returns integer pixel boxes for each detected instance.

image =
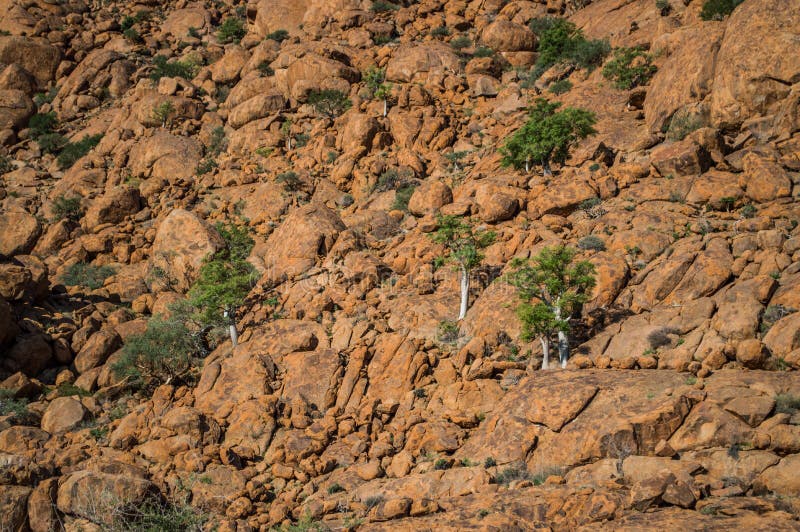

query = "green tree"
[602,47,657,90]
[429,215,495,321]
[188,223,257,346]
[308,89,352,118]
[364,67,392,117]
[506,246,595,369]
[500,98,596,175]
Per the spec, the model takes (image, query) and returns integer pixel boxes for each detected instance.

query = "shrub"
[739,204,757,219]
[327,483,345,494]
[484,457,497,468]
[257,61,274,76]
[371,0,399,12]
[578,235,606,251]
[450,35,471,50]
[37,132,68,154]
[473,46,495,58]
[123,28,142,43]
[666,111,705,141]
[51,194,83,222]
[107,496,208,532]
[700,0,744,20]
[434,459,450,470]
[647,327,675,348]
[276,171,303,192]
[363,496,384,509]
[217,17,245,43]
[374,168,414,192]
[207,126,227,157]
[196,158,217,175]
[656,0,671,15]
[33,87,58,108]
[28,112,57,139]
[0,155,11,175]
[151,101,175,127]
[56,383,91,397]
[61,262,116,289]
[308,89,351,118]
[431,26,451,37]
[761,305,793,334]
[493,464,532,485]
[150,55,198,82]
[437,320,460,344]
[57,134,103,169]
[531,17,609,73]
[548,79,573,94]
[113,318,202,388]
[265,29,289,42]
[775,394,800,415]
[0,389,29,421]
[392,185,415,212]
[602,47,657,90]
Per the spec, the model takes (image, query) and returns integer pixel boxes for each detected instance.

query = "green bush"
[0,155,11,175]
[775,394,800,415]
[700,0,744,20]
[656,0,671,15]
[437,320,460,344]
[113,317,201,388]
[33,87,58,108]
[371,0,399,12]
[265,29,289,42]
[472,46,495,58]
[578,235,606,251]
[392,185,415,212]
[327,483,345,494]
[602,47,657,90]
[196,158,217,175]
[531,17,609,73]
[276,171,303,191]
[51,194,83,222]
[308,89,352,118]
[57,134,103,169]
[61,262,116,289]
[257,61,274,76]
[548,79,573,94]
[666,111,705,141]
[0,389,29,421]
[431,26,451,37]
[493,464,532,485]
[37,132,68,155]
[450,35,472,50]
[28,112,57,139]
[217,17,245,44]
[207,126,227,157]
[123,28,142,43]
[150,55,198,82]
[434,458,450,470]
[107,496,208,532]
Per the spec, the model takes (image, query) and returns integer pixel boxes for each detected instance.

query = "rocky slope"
[1,0,800,529]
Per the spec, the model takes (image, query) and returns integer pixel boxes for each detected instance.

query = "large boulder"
[0,35,60,88]
[0,211,40,258]
[127,130,204,184]
[260,204,345,285]
[254,0,311,37]
[82,187,141,231]
[710,0,800,128]
[285,53,359,101]
[41,397,86,434]
[151,209,225,292]
[0,89,34,129]
[56,470,157,524]
[408,180,453,216]
[0,486,30,532]
[386,43,463,84]
[228,92,286,129]
[481,19,536,52]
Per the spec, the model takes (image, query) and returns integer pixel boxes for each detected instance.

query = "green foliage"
[265,29,289,42]
[429,215,496,272]
[123,27,142,43]
[61,262,116,290]
[578,235,606,251]
[0,155,11,175]
[700,0,744,20]
[188,223,256,328]
[375,168,412,192]
[308,89,351,118]
[500,98,596,173]
[493,464,532,486]
[450,35,472,50]
[152,101,175,127]
[275,512,326,532]
[530,17,609,73]
[656,0,671,15]
[434,458,451,470]
[37,133,68,155]
[33,87,58,108]
[775,394,800,415]
[57,134,103,169]
[739,204,757,219]
[602,47,657,90]
[484,457,497,468]
[207,126,227,157]
[506,245,596,343]
[0,389,29,420]
[196,158,217,175]
[437,320,460,344]
[51,194,83,222]
[276,171,303,192]
[364,67,392,101]
[761,305,793,334]
[371,0,399,12]
[150,55,198,82]
[113,317,201,388]
[217,17,245,43]
[257,61,274,76]
[473,46,495,58]
[431,26,451,37]
[28,112,57,139]
[363,496,383,509]
[666,110,705,141]
[327,483,345,494]
[548,79,573,94]
[108,497,208,532]
[56,383,91,397]
[392,185,415,212]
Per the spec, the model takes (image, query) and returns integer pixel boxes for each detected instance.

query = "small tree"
[188,223,256,346]
[280,119,293,151]
[364,67,392,117]
[429,215,496,321]
[506,245,595,369]
[152,101,175,127]
[500,98,596,175]
[308,89,352,118]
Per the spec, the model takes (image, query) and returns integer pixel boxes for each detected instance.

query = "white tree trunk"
[383,99,388,117]
[542,159,553,177]
[525,157,530,173]
[224,309,239,347]
[554,302,569,368]
[458,265,469,321]
[540,337,550,370]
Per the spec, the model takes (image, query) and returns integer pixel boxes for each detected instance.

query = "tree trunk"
[383,99,388,117]
[458,265,469,321]
[224,309,239,347]
[554,302,569,368]
[525,156,530,173]
[542,158,553,177]
[540,337,550,370]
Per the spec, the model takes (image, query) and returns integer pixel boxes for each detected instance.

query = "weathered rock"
[481,19,536,52]
[0,211,40,257]
[74,330,121,374]
[41,397,86,433]
[408,181,452,216]
[57,470,157,524]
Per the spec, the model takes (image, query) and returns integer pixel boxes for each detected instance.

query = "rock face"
[0,212,39,257]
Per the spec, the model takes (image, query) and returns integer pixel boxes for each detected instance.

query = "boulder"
[740,153,792,202]
[0,486,30,532]
[763,312,800,358]
[0,211,40,257]
[407,181,453,216]
[57,470,157,524]
[127,130,204,184]
[41,397,86,433]
[4,334,51,376]
[74,330,121,374]
[151,209,225,292]
[474,183,518,223]
[228,92,286,128]
[0,35,60,87]
[481,19,536,52]
[82,187,141,231]
[650,139,711,178]
[754,454,800,496]
[386,43,463,83]
[0,89,34,129]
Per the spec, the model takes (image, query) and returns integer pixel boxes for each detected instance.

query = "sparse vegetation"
[761,305,793,334]
[150,55,198,82]
[602,47,657,90]
[152,101,175,127]
[392,185,415,212]
[28,112,57,139]
[700,0,744,20]
[61,262,116,290]
[0,389,29,421]
[529,17,609,76]
[51,194,83,222]
[327,483,345,494]
[257,61,274,76]
[666,110,705,141]
[450,35,472,51]
[105,496,209,532]
[57,134,103,169]
[371,0,399,12]
[437,320,460,344]
[308,89,352,118]
[217,17,245,43]
[775,394,800,415]
[431,26,451,37]
[656,0,671,15]
[493,463,532,485]
[434,458,451,470]
[196,158,217,175]
[578,235,606,251]
[548,79,573,94]
[277,171,303,192]
[265,29,289,42]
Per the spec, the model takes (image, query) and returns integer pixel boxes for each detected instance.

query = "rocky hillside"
[1,0,800,529]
